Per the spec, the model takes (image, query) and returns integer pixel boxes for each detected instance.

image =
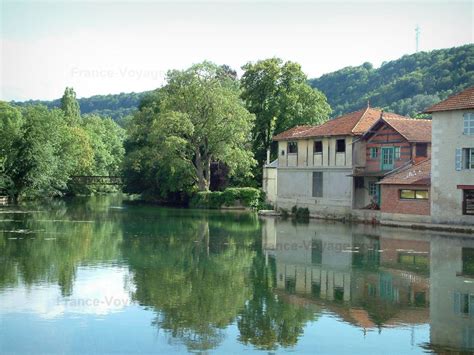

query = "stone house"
[425,86,474,225]
[270,106,388,217]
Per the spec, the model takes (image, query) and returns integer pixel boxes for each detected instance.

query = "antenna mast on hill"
[415,25,420,52]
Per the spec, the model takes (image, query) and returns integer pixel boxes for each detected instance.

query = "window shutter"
[456,148,463,171]
[465,114,469,135]
[454,292,461,314]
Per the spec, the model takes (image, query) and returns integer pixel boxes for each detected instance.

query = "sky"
[1,0,473,101]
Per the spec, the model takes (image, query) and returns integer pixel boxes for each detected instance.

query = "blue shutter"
[465,114,469,135]
[456,148,463,171]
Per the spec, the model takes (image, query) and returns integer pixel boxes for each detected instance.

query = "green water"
[0,195,473,354]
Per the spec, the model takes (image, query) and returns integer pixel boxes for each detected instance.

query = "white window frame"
[462,148,474,170]
[464,113,474,135]
[368,181,377,196]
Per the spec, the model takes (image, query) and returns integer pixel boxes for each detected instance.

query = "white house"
[425,87,474,225]
[266,106,413,218]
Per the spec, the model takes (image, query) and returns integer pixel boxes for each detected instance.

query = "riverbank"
[258,209,474,234]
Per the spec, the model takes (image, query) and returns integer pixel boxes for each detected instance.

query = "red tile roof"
[379,159,431,185]
[382,117,432,142]
[273,107,411,141]
[425,86,474,113]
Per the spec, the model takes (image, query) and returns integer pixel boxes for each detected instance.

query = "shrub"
[190,187,261,210]
[291,205,298,214]
[222,188,240,206]
[279,208,289,218]
[295,207,310,221]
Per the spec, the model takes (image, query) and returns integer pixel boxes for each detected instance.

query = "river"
[0,195,473,354]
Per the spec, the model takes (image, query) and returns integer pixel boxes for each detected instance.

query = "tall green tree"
[0,102,23,197]
[81,115,125,176]
[60,87,81,124]
[8,106,72,198]
[240,58,331,175]
[124,62,256,195]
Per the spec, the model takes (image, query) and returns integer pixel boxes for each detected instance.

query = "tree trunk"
[195,148,210,191]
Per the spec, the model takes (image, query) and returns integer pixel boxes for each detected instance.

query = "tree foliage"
[309,44,474,117]
[60,87,81,124]
[0,88,125,199]
[123,62,256,196]
[240,58,331,174]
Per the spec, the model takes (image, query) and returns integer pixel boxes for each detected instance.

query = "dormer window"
[288,141,298,154]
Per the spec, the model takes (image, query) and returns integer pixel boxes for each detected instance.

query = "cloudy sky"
[1,0,472,101]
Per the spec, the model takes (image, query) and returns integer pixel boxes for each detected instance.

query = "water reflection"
[0,196,473,353]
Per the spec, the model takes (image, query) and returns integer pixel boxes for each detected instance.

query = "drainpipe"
[266,149,270,165]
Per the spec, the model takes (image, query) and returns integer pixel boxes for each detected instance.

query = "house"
[268,106,424,218]
[353,116,432,210]
[378,159,431,216]
[270,106,409,217]
[429,235,474,350]
[425,86,474,225]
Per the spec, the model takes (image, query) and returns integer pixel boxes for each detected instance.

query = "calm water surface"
[1,195,473,354]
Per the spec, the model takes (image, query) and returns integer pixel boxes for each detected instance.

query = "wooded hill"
[309,44,474,117]
[12,91,148,124]
[12,44,474,120]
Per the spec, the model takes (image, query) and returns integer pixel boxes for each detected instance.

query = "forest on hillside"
[309,44,474,117]
[12,45,474,120]
[12,91,148,124]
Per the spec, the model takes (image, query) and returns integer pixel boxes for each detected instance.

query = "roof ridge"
[384,116,430,121]
[351,106,378,133]
[412,158,431,166]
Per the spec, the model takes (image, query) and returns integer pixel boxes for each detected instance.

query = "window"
[463,148,474,169]
[454,292,474,316]
[312,283,321,298]
[462,248,474,275]
[311,239,322,264]
[464,113,474,135]
[400,189,429,200]
[336,139,346,153]
[416,143,428,157]
[288,141,298,154]
[394,146,401,160]
[285,278,296,294]
[312,172,323,197]
[370,147,378,159]
[355,177,364,189]
[281,150,285,156]
[368,181,378,196]
[314,141,323,154]
[463,190,474,216]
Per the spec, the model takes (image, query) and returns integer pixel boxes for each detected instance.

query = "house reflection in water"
[261,218,474,351]
[429,235,474,352]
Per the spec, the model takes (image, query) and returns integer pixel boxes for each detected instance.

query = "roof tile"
[382,117,432,142]
[274,107,410,140]
[379,159,431,185]
[425,86,474,113]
